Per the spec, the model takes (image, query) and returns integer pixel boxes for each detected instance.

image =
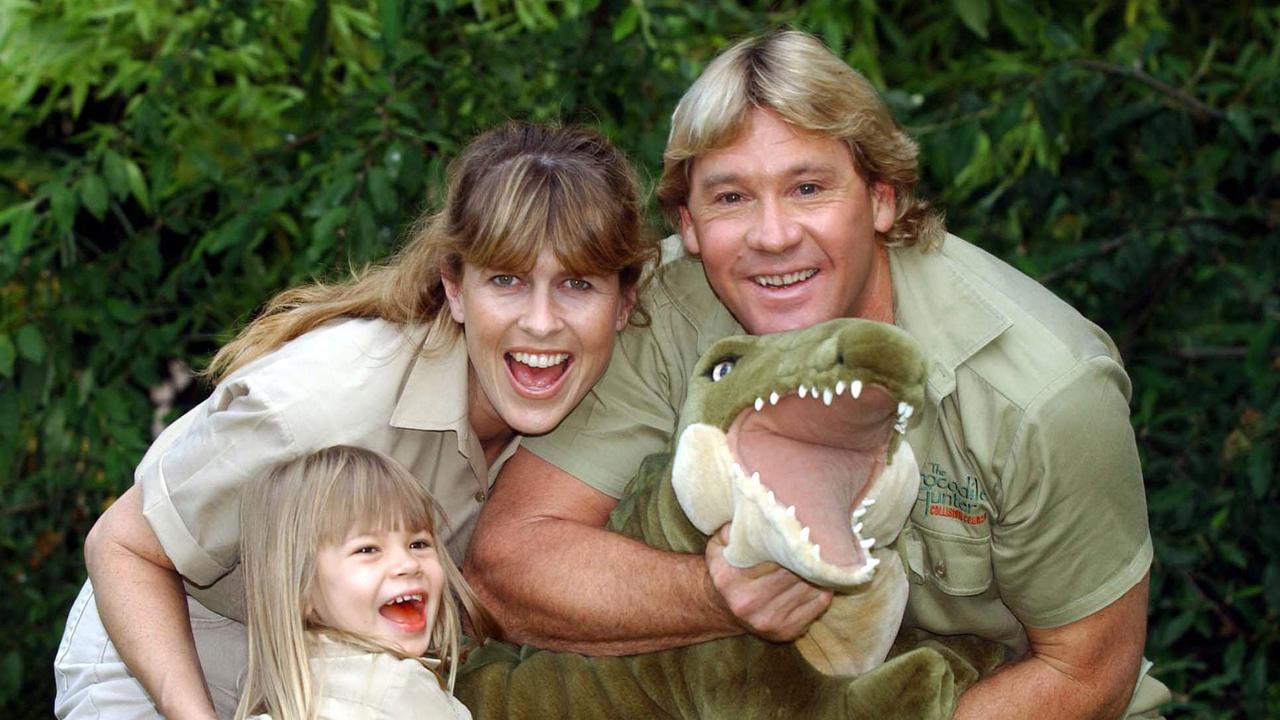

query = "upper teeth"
[749,379,915,433]
[511,352,568,368]
[390,593,422,605]
[753,269,817,287]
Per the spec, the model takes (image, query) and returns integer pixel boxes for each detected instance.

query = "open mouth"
[505,351,571,394]
[379,593,427,633]
[726,379,910,572]
[752,268,817,288]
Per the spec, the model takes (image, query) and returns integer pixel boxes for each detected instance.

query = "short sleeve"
[523,323,681,498]
[137,375,297,586]
[991,356,1152,628]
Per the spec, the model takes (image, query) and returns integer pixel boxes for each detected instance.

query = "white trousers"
[53,580,247,719]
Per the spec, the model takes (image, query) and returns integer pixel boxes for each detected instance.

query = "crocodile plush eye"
[710,359,735,382]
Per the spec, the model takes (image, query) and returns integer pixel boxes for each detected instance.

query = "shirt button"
[474,490,487,503]
[933,561,947,579]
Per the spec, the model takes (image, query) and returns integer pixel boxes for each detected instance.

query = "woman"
[53,121,657,720]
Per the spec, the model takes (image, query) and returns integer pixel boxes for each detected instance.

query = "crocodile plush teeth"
[798,384,809,399]
[852,507,867,520]
[850,380,862,398]
[755,397,765,411]
[835,380,846,395]
[769,391,780,405]
[861,537,876,549]
[510,352,568,368]
[822,387,834,405]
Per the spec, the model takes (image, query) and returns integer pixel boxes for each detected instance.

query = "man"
[465,30,1170,718]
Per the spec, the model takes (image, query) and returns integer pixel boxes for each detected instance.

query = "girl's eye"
[409,539,432,550]
[564,278,593,291]
[354,545,379,555]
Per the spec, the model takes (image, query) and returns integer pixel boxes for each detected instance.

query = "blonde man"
[467,30,1170,718]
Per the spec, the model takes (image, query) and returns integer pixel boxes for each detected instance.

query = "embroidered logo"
[918,461,989,525]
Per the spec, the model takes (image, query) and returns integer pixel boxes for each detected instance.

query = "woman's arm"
[84,485,219,720]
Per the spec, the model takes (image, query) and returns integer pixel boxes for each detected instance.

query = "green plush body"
[457,319,1005,719]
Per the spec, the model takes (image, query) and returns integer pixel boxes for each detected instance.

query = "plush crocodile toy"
[457,318,1004,719]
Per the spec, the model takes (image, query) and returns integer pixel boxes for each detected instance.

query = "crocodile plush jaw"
[670,318,926,595]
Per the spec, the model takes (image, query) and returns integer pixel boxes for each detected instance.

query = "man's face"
[679,108,896,335]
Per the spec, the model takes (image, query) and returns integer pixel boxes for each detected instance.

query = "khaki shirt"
[138,318,518,620]
[527,235,1152,648]
[248,638,472,720]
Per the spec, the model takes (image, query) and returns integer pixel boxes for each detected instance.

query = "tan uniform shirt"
[527,234,1153,647]
[247,638,471,720]
[137,318,518,619]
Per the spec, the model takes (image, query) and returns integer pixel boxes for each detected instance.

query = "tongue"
[379,601,425,630]
[508,358,567,391]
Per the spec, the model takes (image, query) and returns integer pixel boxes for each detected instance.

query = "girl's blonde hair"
[210,122,657,382]
[657,29,943,250]
[234,446,489,720]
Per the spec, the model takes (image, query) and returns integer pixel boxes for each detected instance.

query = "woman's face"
[443,249,635,438]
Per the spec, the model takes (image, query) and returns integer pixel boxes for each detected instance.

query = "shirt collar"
[389,331,472,454]
[889,235,1011,404]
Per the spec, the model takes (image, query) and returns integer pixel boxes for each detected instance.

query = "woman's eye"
[564,278,593,291]
[490,274,518,287]
[710,359,735,382]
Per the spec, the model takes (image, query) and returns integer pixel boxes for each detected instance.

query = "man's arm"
[83,485,219,720]
[954,572,1150,720]
[464,447,832,654]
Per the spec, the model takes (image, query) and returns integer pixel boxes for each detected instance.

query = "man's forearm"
[85,487,218,720]
[468,513,740,654]
[953,653,1133,720]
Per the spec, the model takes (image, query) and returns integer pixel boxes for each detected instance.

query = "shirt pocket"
[903,523,994,596]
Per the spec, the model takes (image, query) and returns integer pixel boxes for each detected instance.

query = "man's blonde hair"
[234,446,489,720]
[657,29,943,249]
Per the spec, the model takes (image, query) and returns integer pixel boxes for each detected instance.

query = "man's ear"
[871,182,897,234]
[440,264,465,324]
[616,284,638,331]
[678,206,701,256]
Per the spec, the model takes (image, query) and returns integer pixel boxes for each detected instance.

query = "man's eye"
[717,192,743,204]
[797,183,819,195]
[564,278,593,291]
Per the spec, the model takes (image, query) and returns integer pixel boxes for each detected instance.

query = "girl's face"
[308,526,445,657]
[443,249,635,438]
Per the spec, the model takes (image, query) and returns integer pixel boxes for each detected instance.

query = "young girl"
[237,446,482,720]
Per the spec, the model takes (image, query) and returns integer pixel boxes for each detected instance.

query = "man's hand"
[705,525,832,641]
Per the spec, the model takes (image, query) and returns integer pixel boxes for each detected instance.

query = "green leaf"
[366,167,396,216]
[103,151,130,199]
[0,334,14,379]
[50,184,77,236]
[106,298,145,324]
[15,325,46,364]
[379,0,402,53]
[954,0,991,39]
[613,4,638,42]
[6,202,36,255]
[124,159,151,212]
[79,174,110,219]
[993,0,1038,44]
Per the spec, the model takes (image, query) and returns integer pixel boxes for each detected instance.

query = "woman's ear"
[440,263,465,324]
[616,284,638,330]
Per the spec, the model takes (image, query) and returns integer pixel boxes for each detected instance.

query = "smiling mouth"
[379,593,426,632]
[752,268,817,288]
[506,352,571,393]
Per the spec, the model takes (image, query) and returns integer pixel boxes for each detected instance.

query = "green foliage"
[2,1,1276,717]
